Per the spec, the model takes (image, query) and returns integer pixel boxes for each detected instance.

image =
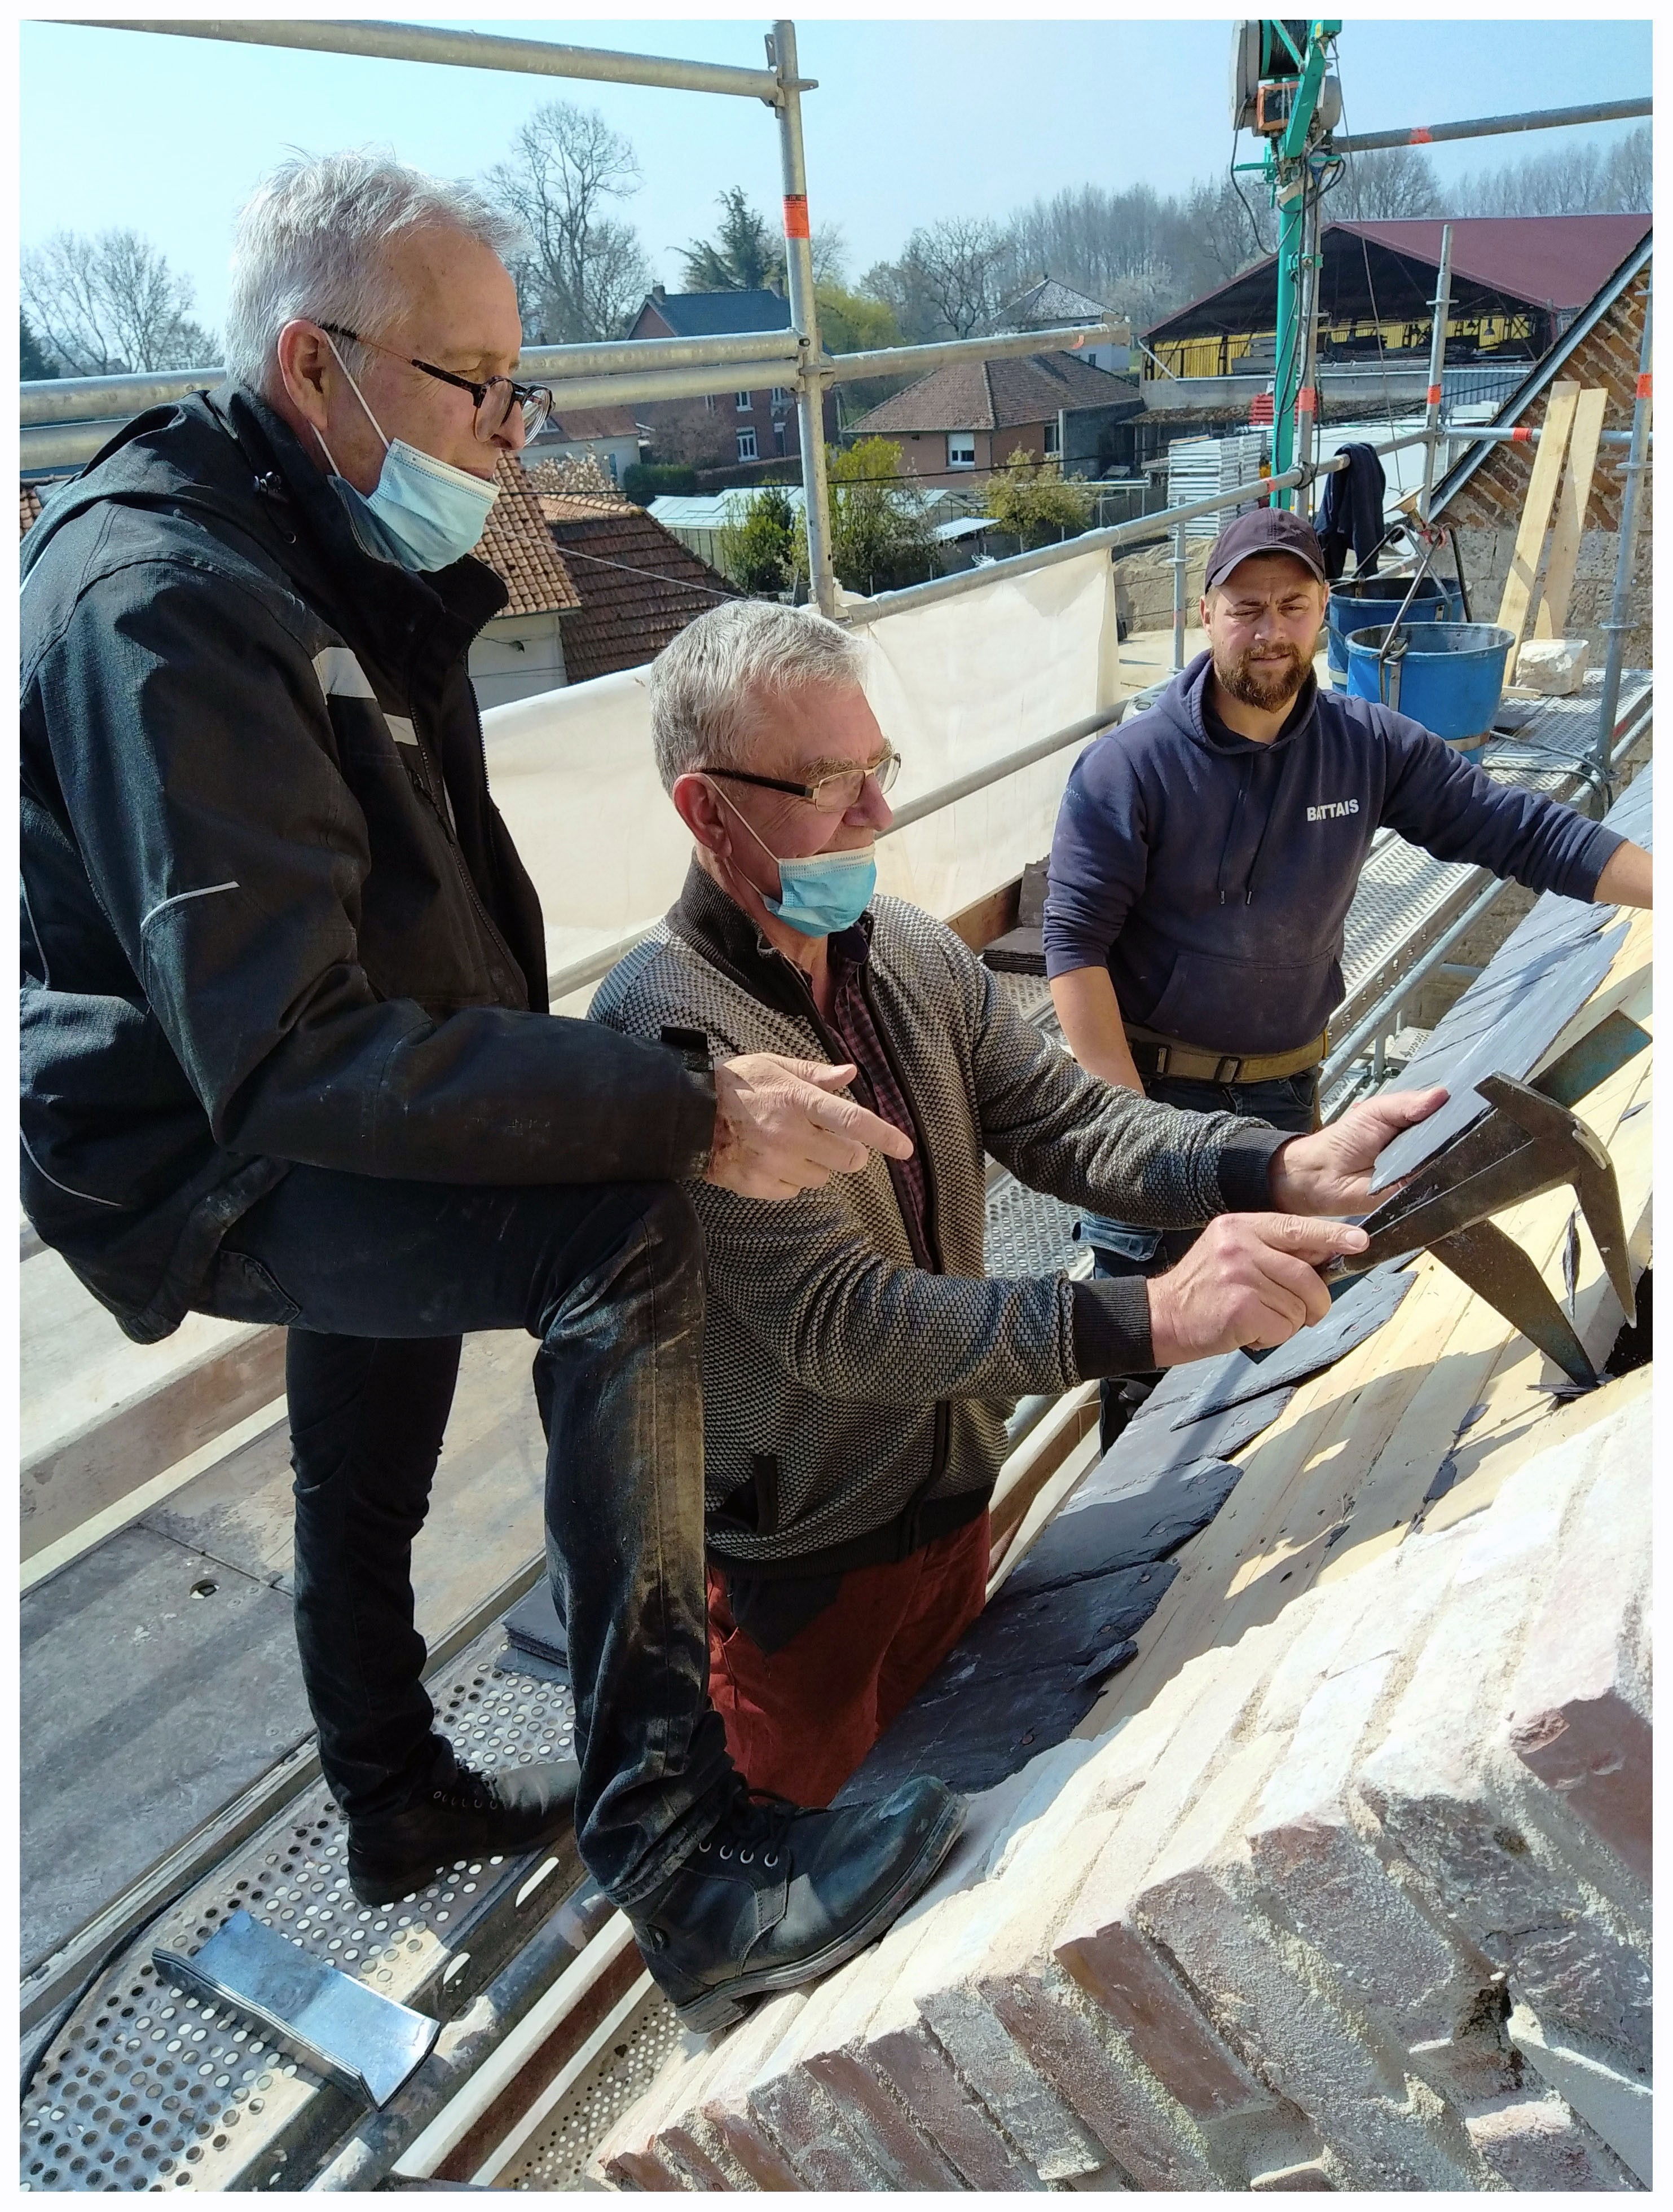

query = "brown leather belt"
[1125,1024,1328,1085]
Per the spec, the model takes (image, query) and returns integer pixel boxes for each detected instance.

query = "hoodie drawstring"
[1214,757,1252,906]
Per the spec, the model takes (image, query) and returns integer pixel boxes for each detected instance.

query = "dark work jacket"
[1314,441,1388,580]
[1043,653,1622,1058]
[20,386,715,1341]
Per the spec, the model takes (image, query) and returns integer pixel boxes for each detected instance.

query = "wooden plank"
[1531,386,1608,643]
[1495,380,1580,647]
[946,876,1021,953]
[21,1249,285,1561]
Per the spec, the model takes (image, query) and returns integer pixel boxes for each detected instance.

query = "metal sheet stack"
[1164,432,1267,540]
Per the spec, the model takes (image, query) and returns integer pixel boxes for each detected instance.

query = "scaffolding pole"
[81,16,785,100]
[775,21,833,616]
[1593,267,1653,784]
[1334,94,1650,154]
[1417,223,1454,527]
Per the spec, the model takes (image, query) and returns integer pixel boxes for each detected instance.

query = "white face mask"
[316,334,499,572]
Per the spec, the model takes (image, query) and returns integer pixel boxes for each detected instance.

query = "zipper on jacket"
[403,713,526,1006]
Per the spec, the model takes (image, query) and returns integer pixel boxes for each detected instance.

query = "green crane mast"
[1230,20,1342,510]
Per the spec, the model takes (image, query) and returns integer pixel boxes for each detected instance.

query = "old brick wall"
[596,1382,1650,2192]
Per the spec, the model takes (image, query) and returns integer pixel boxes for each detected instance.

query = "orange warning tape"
[1427,384,1442,406]
[1636,372,1652,400]
[1512,426,1534,442]
[1409,126,1434,144]
[783,195,810,240]
[1296,387,1317,412]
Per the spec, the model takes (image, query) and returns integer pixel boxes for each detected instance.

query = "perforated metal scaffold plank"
[20,1625,582,2193]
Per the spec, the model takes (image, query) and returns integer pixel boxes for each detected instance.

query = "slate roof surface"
[850,350,1134,437]
[534,402,639,442]
[535,493,736,681]
[473,453,582,616]
[633,288,792,338]
[992,276,1116,329]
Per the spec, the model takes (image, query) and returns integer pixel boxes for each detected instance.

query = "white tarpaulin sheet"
[480,547,1119,1010]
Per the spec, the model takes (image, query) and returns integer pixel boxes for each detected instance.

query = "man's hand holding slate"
[1266,1083,1450,1215]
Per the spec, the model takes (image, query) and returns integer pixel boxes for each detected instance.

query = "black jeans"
[193,1167,732,1911]
[1084,1070,1320,1455]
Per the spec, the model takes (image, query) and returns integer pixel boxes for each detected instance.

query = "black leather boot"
[345,1745,579,1906]
[626,1775,966,2032]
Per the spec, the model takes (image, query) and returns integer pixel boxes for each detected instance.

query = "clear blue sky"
[19,14,1653,340]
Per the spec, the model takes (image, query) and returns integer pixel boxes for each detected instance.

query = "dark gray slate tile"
[1175,1262,1415,1422]
[1001,1456,1241,1602]
[503,1576,566,1665]
[21,1527,313,1969]
[1370,922,1626,1192]
[838,1562,1176,1800]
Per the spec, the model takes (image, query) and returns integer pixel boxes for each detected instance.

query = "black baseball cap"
[1204,508,1328,592]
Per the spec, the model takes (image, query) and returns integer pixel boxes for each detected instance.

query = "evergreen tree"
[21,311,59,380]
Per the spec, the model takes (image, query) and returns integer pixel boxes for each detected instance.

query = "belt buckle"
[1214,1054,1243,1084]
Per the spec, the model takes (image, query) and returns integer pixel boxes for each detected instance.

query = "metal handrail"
[543,702,1121,1001]
[81,16,787,100]
[1333,94,1650,155]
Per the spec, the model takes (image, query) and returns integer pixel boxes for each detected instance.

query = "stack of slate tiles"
[839,1263,1415,1802]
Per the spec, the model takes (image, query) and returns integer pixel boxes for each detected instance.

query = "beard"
[1216,639,1311,711]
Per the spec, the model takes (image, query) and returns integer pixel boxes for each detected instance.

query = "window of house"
[1043,420,1061,456]
[773,420,787,456]
[736,390,753,411]
[946,431,975,469]
[771,387,790,406]
[737,429,758,461]
[704,395,715,413]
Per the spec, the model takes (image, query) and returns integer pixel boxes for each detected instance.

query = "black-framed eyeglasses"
[319,323,554,443]
[703,750,901,816]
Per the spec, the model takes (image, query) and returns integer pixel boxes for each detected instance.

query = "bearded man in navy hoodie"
[1046,508,1652,1450]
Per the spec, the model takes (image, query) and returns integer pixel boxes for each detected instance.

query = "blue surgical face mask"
[711,783,878,938]
[316,334,499,572]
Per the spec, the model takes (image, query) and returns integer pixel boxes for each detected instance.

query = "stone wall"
[596,1383,1650,2192]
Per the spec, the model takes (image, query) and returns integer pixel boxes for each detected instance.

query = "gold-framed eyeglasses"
[703,750,901,815]
[318,323,554,443]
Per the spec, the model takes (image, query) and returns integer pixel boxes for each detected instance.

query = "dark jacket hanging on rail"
[1315,442,1388,580]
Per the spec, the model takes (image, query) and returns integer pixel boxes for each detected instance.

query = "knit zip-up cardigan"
[591,865,1284,1579]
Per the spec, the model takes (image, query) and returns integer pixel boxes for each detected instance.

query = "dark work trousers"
[1084,1069,1321,1455]
[191,1166,732,1913]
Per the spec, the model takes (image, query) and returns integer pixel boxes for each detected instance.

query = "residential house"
[625,285,834,475]
[990,277,1131,374]
[465,454,583,707]
[529,470,737,682]
[846,350,1142,491]
[523,401,641,487]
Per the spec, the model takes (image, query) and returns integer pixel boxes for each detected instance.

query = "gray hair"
[223,151,523,389]
[649,600,866,791]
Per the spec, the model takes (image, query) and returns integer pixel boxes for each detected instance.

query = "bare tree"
[21,229,216,374]
[486,100,653,343]
[1602,125,1653,212]
[1450,129,1650,219]
[1329,146,1441,221]
[900,217,1011,339]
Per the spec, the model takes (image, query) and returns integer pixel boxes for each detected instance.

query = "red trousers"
[705,1513,990,1808]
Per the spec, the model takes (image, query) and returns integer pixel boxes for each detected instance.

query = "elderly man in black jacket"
[20,152,962,2031]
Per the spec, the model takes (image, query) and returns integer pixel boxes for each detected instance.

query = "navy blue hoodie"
[1044,651,1621,1056]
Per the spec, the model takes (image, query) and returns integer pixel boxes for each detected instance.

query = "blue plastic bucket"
[1345,622,1514,763]
[1326,574,1462,680]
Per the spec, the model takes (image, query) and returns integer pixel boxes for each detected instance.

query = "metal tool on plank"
[1322,1070,1633,1388]
[155,1909,439,2107]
